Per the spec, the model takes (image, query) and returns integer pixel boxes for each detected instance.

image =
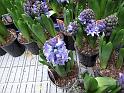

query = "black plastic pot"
[24,42,39,55]
[5,24,18,31]
[0,47,6,56]
[2,39,25,57]
[48,64,79,89]
[77,52,98,67]
[64,35,75,50]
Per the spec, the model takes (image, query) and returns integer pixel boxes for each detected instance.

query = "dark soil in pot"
[1,31,25,57]
[18,34,40,55]
[0,47,6,56]
[48,64,79,88]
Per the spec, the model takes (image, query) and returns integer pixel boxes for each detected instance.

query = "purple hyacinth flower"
[43,36,69,65]
[118,73,124,89]
[85,20,106,36]
[57,19,65,31]
[67,21,78,35]
[24,0,49,17]
[78,9,95,25]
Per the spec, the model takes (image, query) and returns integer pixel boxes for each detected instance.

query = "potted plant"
[5,0,44,55]
[56,17,78,50]
[0,19,25,57]
[94,1,124,79]
[1,0,18,31]
[75,0,123,67]
[70,72,122,93]
[39,34,79,88]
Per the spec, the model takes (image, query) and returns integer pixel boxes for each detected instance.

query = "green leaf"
[66,60,71,74]
[39,61,48,66]
[32,23,46,43]
[41,14,56,37]
[49,0,63,14]
[88,0,100,19]
[22,14,34,28]
[117,2,124,27]
[94,86,109,93]
[0,1,8,16]
[116,48,124,68]
[99,42,113,69]
[95,77,117,88]
[64,9,73,26]
[55,65,67,77]
[0,35,5,43]
[112,29,124,48]
[0,20,8,37]
[17,19,31,41]
[100,0,108,18]
[84,75,98,92]
[75,26,83,49]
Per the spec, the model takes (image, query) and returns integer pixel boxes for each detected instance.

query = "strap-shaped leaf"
[17,19,31,41]
[117,2,124,27]
[88,0,100,19]
[41,14,56,37]
[0,20,8,37]
[84,75,98,92]
[100,42,113,69]
[116,48,124,68]
[55,65,67,77]
[100,0,108,18]
[32,23,46,43]
[64,9,73,26]
[112,29,124,48]
[49,0,62,13]
[21,14,34,28]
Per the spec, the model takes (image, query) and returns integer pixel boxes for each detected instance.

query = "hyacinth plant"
[80,72,121,93]
[39,35,75,77]
[98,2,124,69]
[2,0,50,46]
[47,0,86,21]
[23,0,55,19]
[73,0,124,55]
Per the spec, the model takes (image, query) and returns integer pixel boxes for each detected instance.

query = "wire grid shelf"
[0,51,68,93]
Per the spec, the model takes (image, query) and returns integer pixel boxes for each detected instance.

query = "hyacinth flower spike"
[24,0,49,18]
[43,35,69,65]
[78,9,95,25]
[67,21,78,35]
[85,20,106,36]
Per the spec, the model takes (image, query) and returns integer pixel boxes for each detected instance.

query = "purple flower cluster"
[118,73,124,89]
[57,19,65,31]
[43,36,69,65]
[85,20,106,36]
[78,9,95,25]
[67,21,78,35]
[24,0,49,17]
